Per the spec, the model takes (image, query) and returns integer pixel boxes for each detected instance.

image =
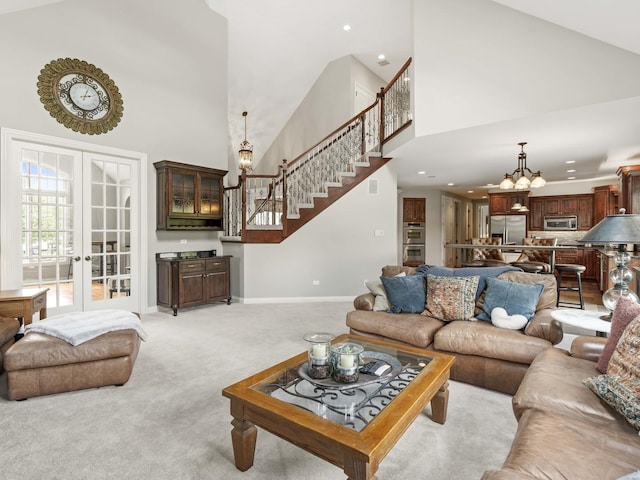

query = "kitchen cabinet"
[488,192,528,215]
[403,197,425,223]
[157,254,231,315]
[154,160,227,230]
[593,184,619,223]
[528,198,544,230]
[617,165,640,214]
[528,194,594,231]
[554,249,596,280]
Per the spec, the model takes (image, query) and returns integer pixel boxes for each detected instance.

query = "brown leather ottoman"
[4,329,140,400]
[0,316,20,372]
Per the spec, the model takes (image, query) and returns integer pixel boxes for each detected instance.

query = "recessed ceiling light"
[566,160,575,164]
[343,24,351,31]
[447,182,454,186]
[467,190,474,193]
[378,54,385,60]
[418,171,426,175]
[567,169,576,173]
[568,176,576,180]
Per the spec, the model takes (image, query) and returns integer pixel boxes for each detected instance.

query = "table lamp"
[579,209,640,316]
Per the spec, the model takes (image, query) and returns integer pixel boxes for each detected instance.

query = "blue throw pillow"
[476,276,544,322]
[380,275,425,314]
[416,264,522,300]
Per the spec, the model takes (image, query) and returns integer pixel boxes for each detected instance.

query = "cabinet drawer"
[179,260,205,273]
[206,258,228,272]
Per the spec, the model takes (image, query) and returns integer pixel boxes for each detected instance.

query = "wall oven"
[403,222,425,244]
[403,244,425,265]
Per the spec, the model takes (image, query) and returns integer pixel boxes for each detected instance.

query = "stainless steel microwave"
[543,215,577,231]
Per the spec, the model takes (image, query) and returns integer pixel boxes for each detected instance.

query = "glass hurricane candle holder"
[330,342,364,383]
[303,332,335,379]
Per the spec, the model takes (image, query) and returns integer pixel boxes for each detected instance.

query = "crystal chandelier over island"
[499,142,546,190]
[238,111,253,171]
[579,209,640,315]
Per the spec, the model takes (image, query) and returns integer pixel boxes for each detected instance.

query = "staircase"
[223,58,412,244]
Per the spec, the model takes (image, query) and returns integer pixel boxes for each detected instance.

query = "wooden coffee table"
[222,334,455,480]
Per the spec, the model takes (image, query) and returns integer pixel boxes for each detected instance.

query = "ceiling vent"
[377,59,390,66]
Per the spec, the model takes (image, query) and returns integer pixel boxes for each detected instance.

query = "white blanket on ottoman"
[25,309,148,346]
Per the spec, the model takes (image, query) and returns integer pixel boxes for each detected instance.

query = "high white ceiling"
[4,0,640,199]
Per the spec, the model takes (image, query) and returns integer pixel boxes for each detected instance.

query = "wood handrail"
[380,57,412,97]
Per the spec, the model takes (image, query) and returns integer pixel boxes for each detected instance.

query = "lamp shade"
[578,213,640,245]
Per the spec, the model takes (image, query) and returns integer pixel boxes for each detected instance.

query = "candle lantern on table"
[303,332,335,379]
[330,342,365,383]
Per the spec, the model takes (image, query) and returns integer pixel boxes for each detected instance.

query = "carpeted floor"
[0,302,517,479]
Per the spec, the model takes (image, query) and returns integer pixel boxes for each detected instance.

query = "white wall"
[0,0,229,310]
[413,0,640,136]
[256,55,385,175]
[227,163,397,301]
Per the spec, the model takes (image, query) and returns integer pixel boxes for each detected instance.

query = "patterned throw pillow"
[596,296,640,373]
[424,275,479,321]
[583,375,640,431]
[584,315,640,431]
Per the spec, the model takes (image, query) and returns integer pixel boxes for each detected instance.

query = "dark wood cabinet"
[555,249,596,280]
[593,184,620,224]
[488,192,528,215]
[157,255,231,315]
[154,160,227,230]
[528,194,594,231]
[403,197,425,223]
[528,198,544,230]
[617,165,640,214]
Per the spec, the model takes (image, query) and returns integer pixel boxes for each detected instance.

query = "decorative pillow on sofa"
[366,272,406,312]
[596,295,640,373]
[490,307,529,330]
[380,274,425,314]
[424,274,479,321]
[416,264,521,300]
[583,374,640,431]
[584,315,640,431]
[476,276,543,322]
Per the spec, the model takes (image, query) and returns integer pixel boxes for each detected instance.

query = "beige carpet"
[0,302,517,479]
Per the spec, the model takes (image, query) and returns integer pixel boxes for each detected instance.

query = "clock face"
[68,81,102,112]
[37,58,123,135]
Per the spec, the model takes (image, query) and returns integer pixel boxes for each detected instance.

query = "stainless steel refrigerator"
[490,215,527,245]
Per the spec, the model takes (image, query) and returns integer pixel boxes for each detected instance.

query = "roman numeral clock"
[37,58,123,135]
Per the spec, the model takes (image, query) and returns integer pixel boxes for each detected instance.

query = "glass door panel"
[20,146,82,312]
[84,153,136,309]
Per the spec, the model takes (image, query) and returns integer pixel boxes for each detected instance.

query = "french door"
[1,129,145,316]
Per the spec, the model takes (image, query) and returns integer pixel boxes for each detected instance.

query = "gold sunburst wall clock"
[37,58,124,135]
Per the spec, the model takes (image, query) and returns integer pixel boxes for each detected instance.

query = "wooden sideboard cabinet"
[154,160,227,230]
[157,255,231,315]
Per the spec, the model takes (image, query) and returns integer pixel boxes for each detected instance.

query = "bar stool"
[555,264,586,309]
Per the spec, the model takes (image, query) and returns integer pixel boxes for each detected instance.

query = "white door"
[1,130,144,316]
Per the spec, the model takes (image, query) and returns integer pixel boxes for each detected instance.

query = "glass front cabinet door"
[154,160,227,230]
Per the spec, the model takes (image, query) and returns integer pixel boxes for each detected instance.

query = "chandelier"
[238,111,253,171]
[499,142,546,190]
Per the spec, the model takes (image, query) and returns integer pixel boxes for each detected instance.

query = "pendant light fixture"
[499,142,546,190]
[238,111,253,171]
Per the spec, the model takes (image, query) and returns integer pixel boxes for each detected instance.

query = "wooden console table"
[0,288,49,327]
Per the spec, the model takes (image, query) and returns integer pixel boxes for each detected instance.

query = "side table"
[0,288,49,337]
[551,309,611,337]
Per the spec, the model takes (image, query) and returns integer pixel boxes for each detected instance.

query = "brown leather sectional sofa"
[482,337,640,479]
[346,265,562,394]
[346,265,640,478]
